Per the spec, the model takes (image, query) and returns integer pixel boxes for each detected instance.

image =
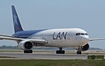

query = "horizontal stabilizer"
[0,34,13,37]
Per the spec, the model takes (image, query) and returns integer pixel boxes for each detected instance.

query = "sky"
[0,0,105,49]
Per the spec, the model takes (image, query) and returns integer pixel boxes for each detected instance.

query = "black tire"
[56,50,65,54]
[62,50,65,54]
[77,50,81,54]
[56,50,60,54]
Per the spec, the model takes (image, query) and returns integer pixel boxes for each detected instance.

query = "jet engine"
[18,40,34,50]
[82,43,89,51]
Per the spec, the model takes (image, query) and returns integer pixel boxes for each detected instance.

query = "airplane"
[0,5,105,54]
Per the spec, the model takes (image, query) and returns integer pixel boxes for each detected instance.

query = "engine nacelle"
[18,40,34,50]
[82,43,89,51]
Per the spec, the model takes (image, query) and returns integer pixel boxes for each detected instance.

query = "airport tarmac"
[0,50,105,60]
[0,52,88,60]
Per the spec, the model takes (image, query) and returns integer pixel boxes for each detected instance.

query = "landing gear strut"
[76,46,82,54]
[56,47,65,54]
[24,50,33,53]
[77,50,81,54]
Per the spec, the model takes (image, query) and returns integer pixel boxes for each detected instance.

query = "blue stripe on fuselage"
[12,29,47,38]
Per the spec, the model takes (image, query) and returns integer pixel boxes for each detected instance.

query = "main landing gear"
[24,50,33,53]
[56,47,65,54]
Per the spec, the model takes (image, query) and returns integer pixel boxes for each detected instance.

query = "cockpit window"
[81,33,84,35]
[85,33,88,35]
[76,33,88,36]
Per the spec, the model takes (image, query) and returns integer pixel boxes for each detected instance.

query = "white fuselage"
[29,28,89,48]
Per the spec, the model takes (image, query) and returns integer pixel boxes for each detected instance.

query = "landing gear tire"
[24,50,33,53]
[77,50,81,54]
[56,47,65,54]
[56,50,65,54]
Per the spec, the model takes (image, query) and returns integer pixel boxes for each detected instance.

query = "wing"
[89,38,105,41]
[0,36,48,44]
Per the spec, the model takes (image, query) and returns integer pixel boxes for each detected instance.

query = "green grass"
[0,54,104,66]
[88,55,104,60]
[0,60,105,66]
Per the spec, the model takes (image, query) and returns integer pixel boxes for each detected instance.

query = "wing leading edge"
[0,36,48,44]
[89,38,105,41]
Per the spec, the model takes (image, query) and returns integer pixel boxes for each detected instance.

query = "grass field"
[0,55,104,66]
[0,59,105,66]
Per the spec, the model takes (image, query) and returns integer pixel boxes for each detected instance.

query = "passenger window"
[76,33,80,36]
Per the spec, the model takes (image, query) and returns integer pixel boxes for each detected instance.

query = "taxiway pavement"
[0,52,87,60]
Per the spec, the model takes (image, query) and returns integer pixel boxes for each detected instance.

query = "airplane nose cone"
[82,36,89,44]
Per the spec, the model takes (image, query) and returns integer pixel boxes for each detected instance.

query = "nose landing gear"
[76,46,82,54]
[77,50,82,54]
